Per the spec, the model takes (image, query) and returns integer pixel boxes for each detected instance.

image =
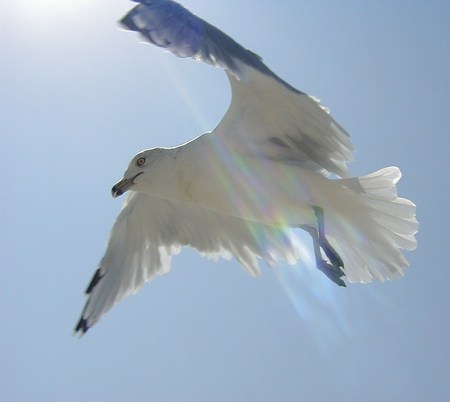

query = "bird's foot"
[318,237,344,269]
[300,206,347,287]
[317,260,346,287]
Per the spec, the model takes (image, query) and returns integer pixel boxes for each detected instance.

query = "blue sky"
[2,1,449,401]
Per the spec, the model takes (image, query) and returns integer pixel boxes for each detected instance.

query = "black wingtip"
[74,317,90,336]
[85,268,104,294]
[76,268,103,336]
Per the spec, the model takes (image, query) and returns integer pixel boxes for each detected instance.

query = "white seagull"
[75,0,418,334]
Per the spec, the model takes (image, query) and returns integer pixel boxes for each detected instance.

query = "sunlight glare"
[17,0,103,27]
[274,229,353,351]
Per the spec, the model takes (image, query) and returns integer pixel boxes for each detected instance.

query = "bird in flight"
[75,0,418,335]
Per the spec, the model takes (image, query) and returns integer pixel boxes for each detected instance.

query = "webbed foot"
[317,260,346,287]
[318,237,344,269]
[300,206,346,287]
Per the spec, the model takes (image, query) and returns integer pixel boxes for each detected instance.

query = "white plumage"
[75,0,418,334]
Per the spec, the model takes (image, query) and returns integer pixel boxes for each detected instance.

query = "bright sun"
[18,0,105,29]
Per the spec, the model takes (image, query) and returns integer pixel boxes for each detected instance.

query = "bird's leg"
[312,206,345,269]
[299,207,346,287]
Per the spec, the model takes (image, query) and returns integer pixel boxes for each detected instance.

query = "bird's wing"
[75,191,299,334]
[120,0,353,177]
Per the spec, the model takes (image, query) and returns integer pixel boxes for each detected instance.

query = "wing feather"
[75,192,300,334]
[120,0,354,177]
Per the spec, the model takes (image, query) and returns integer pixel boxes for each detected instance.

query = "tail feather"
[327,166,418,283]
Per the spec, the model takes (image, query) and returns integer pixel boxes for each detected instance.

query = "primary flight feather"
[75,0,418,335]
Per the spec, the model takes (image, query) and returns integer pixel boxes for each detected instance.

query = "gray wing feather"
[120,0,353,177]
[75,192,299,334]
[120,0,300,92]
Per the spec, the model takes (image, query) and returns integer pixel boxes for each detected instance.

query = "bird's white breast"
[153,133,319,227]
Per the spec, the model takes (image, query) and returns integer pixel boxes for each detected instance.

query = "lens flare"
[160,60,356,349]
[157,56,212,132]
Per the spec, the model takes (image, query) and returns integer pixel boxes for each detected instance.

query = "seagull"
[75,0,418,335]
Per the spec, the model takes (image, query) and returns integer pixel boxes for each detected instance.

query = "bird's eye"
[136,157,146,167]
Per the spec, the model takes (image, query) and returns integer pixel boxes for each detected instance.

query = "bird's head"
[111,148,165,198]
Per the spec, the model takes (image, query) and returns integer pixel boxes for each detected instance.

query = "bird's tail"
[321,166,418,283]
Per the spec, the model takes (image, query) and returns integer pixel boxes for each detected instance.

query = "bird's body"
[125,134,415,279]
[128,136,317,225]
[75,0,418,334]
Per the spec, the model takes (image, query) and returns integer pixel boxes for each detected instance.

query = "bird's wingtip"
[74,317,90,336]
